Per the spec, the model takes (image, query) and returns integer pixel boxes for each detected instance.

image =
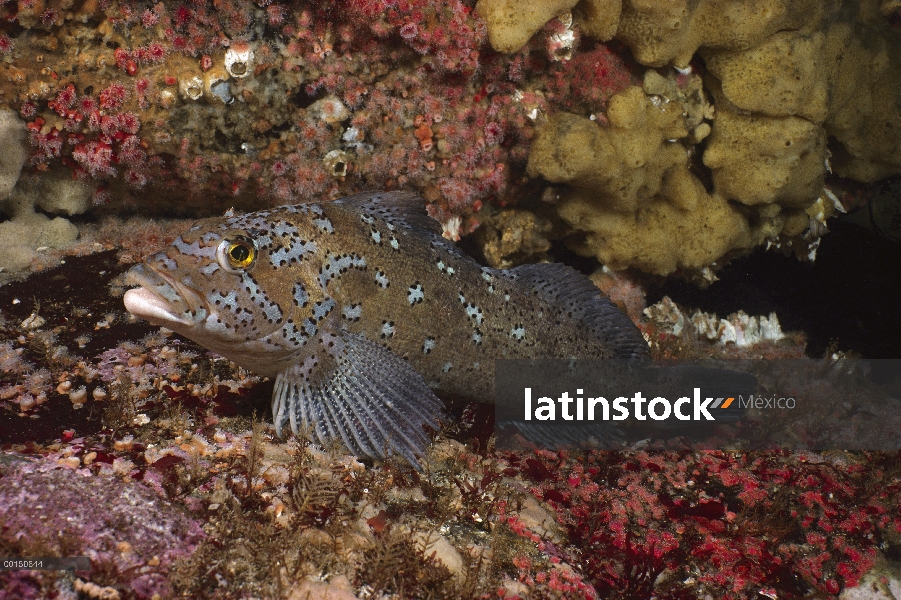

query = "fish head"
[123,212,323,375]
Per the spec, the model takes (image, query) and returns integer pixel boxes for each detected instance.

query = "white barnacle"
[510,325,526,341]
[375,270,389,288]
[21,313,45,330]
[179,75,203,100]
[472,330,482,345]
[323,150,349,178]
[548,13,575,61]
[343,126,366,149]
[159,88,176,108]
[389,236,399,251]
[371,229,381,244]
[224,42,254,78]
[381,321,395,338]
[422,337,435,354]
[824,188,846,213]
[442,216,462,241]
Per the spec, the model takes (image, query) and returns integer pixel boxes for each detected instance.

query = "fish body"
[124,192,649,463]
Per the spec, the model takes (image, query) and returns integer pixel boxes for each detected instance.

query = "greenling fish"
[123,191,649,464]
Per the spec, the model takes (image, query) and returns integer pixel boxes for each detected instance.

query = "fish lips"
[123,263,205,329]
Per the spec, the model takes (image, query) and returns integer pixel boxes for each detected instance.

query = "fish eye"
[217,237,257,272]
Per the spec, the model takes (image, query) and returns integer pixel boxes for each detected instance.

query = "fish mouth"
[123,263,206,329]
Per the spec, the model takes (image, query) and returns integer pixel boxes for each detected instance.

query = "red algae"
[506,448,899,599]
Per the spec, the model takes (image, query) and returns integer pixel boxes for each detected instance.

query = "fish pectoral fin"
[272,330,444,468]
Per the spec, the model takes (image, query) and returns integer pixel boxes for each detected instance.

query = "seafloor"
[2,0,901,599]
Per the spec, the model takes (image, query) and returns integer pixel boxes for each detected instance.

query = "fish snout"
[123,263,206,328]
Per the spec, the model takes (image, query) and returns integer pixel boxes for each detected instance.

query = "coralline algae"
[0,454,205,600]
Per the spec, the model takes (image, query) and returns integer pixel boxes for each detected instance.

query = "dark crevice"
[292,87,328,109]
[647,219,901,359]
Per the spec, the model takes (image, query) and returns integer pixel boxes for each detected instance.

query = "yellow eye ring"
[217,237,256,272]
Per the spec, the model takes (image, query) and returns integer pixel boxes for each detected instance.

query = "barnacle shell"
[204,68,233,103]
[323,149,349,177]
[179,75,203,101]
[224,42,254,78]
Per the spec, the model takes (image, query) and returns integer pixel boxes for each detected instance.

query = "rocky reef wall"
[0,0,899,275]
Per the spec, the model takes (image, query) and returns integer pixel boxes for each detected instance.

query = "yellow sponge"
[527,87,688,213]
[703,105,827,208]
[476,0,579,53]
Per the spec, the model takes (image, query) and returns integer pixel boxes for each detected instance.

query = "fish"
[123,191,650,465]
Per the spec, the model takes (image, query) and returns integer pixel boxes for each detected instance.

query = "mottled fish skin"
[123,191,649,464]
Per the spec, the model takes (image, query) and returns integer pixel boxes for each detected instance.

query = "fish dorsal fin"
[333,190,472,263]
[506,263,651,359]
[333,191,442,236]
[272,329,444,468]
